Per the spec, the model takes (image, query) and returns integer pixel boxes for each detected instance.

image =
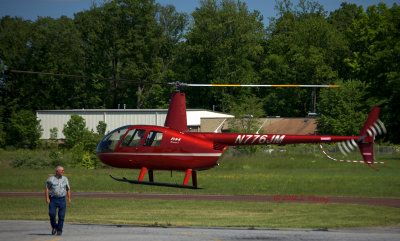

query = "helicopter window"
[143,131,163,147]
[96,126,130,152]
[120,129,146,147]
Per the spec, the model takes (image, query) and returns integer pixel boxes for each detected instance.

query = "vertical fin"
[164,91,188,132]
[321,107,386,165]
[359,107,380,137]
[358,107,381,164]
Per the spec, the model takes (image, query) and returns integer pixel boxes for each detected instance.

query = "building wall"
[37,110,168,139]
[37,109,234,139]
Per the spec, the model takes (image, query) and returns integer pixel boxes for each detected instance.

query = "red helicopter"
[96,83,386,189]
[11,70,386,189]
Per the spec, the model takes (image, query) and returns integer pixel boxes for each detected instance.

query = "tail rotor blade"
[338,142,348,156]
[377,119,387,134]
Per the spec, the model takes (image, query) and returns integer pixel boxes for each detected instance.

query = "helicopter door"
[143,131,164,147]
[120,129,147,148]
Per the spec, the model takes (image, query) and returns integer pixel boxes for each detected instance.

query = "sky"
[0,0,398,26]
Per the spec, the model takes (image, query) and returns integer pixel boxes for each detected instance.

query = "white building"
[37,109,234,139]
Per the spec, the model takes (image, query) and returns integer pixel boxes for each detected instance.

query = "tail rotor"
[321,107,387,166]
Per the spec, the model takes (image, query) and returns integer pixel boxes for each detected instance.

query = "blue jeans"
[49,197,66,232]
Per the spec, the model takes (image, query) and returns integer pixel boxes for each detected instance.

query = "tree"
[0,123,5,147]
[138,3,189,109]
[62,114,89,148]
[344,2,400,143]
[317,79,370,136]
[262,0,349,117]
[0,16,32,74]
[1,0,188,148]
[96,121,107,135]
[6,110,42,148]
[62,114,104,168]
[2,16,86,111]
[0,16,33,123]
[74,0,173,109]
[180,0,265,111]
[326,2,361,80]
[328,2,361,33]
[228,96,266,133]
[228,95,265,153]
[50,127,58,141]
[0,101,5,147]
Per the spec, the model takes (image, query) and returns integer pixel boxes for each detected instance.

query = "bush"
[79,152,97,169]
[6,110,43,148]
[62,115,106,168]
[49,151,66,167]
[0,124,5,147]
[69,143,103,169]
[96,121,107,135]
[8,150,68,169]
[10,154,49,169]
[62,114,88,148]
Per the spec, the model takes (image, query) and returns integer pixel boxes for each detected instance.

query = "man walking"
[45,166,71,236]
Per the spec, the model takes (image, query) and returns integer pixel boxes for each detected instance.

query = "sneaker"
[52,228,57,235]
[57,231,62,236]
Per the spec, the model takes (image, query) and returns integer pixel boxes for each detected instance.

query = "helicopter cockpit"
[96,126,164,153]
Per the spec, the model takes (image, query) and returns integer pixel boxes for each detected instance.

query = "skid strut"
[109,167,199,189]
[183,169,197,188]
[138,167,147,181]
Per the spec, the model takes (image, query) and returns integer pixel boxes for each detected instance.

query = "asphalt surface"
[1,220,400,241]
[1,192,399,240]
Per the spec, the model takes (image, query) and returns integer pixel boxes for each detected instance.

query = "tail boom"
[203,133,359,146]
[191,107,385,166]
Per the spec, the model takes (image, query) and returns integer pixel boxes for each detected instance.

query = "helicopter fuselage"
[96,125,224,171]
[96,124,359,171]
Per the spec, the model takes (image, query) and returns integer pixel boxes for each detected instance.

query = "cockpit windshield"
[97,126,164,153]
[96,126,130,152]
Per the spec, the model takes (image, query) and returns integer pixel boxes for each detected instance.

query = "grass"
[1,149,399,197]
[1,197,399,228]
[0,147,399,228]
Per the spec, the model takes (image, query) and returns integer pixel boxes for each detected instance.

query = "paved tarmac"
[1,220,400,241]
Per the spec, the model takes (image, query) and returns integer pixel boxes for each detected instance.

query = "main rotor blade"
[11,71,339,88]
[10,70,165,85]
[186,84,340,87]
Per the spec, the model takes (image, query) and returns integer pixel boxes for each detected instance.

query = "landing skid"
[109,175,200,189]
